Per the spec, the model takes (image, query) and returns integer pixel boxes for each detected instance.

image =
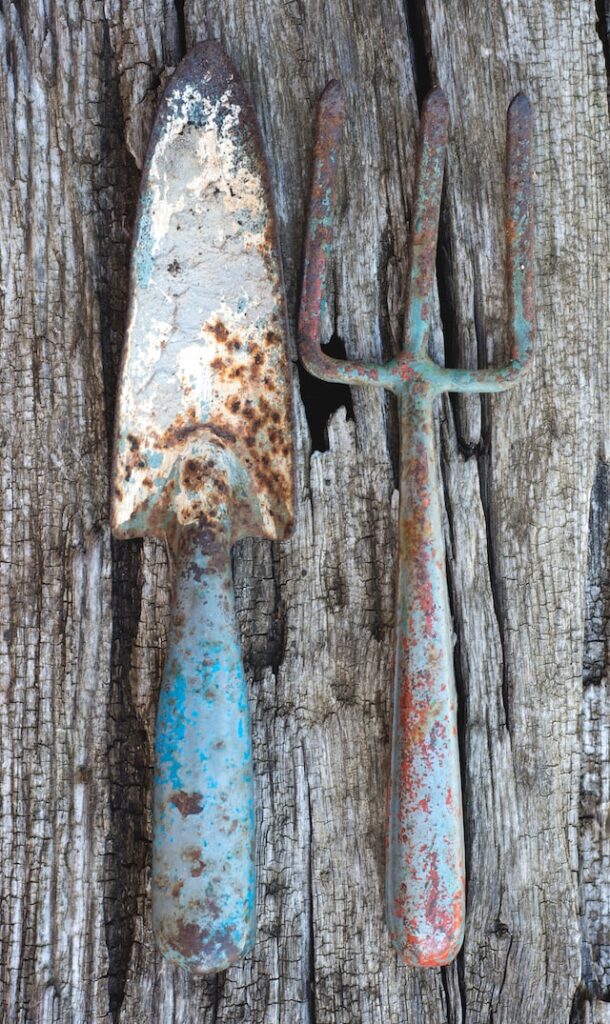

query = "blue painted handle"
[152,524,256,973]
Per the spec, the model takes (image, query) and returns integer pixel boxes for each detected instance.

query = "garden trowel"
[111,42,294,973]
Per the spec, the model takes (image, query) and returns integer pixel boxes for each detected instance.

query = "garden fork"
[298,83,534,966]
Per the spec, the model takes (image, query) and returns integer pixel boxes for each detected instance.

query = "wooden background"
[0,1,609,1021]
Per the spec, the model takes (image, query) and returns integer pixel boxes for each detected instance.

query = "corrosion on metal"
[111,41,295,974]
[298,83,534,967]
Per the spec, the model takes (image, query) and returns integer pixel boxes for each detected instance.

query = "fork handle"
[386,391,465,966]
[152,522,256,973]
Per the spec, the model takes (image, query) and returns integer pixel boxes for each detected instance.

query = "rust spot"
[207,423,236,444]
[204,896,221,917]
[171,880,184,898]
[206,319,229,344]
[212,475,228,495]
[170,791,204,817]
[164,918,241,964]
[183,846,207,877]
[182,458,207,491]
[143,476,153,488]
[156,407,201,449]
[169,920,207,958]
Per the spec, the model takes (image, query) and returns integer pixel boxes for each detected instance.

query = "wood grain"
[0,0,608,1021]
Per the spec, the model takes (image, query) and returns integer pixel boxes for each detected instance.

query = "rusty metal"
[298,83,534,966]
[111,41,294,973]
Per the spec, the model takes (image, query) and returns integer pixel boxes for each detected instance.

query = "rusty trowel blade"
[111,41,294,546]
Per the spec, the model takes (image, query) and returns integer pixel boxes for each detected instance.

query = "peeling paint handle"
[152,520,256,973]
[386,394,465,967]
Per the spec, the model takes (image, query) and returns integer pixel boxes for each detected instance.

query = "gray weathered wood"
[0,1,609,1021]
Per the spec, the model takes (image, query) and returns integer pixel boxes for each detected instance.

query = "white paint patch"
[175,343,213,410]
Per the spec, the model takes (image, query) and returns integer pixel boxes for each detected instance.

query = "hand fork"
[298,83,534,966]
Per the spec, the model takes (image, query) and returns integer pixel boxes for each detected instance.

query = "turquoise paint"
[134,190,154,289]
[153,521,256,973]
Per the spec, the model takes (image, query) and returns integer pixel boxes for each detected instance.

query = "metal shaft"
[386,390,464,965]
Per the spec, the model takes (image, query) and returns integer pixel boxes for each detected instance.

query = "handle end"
[152,523,257,974]
[388,909,464,968]
[154,904,256,974]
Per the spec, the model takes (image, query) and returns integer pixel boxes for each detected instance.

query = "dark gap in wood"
[174,0,187,58]
[244,542,289,679]
[376,220,397,369]
[268,545,288,676]
[94,18,150,1014]
[436,182,473,457]
[472,267,487,372]
[595,0,610,113]
[402,0,433,105]
[235,540,286,678]
[456,946,467,1021]
[476,410,511,734]
[387,392,401,493]
[211,972,222,1022]
[583,460,610,687]
[105,538,150,1024]
[96,25,140,450]
[569,986,591,1024]
[296,333,355,453]
[439,965,453,1021]
[377,221,401,489]
[436,190,485,460]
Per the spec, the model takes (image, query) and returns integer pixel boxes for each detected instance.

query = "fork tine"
[298,81,349,385]
[403,89,449,358]
[506,92,534,370]
[298,83,394,388]
[428,91,534,394]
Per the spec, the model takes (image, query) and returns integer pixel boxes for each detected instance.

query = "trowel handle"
[386,394,465,967]
[152,524,256,973]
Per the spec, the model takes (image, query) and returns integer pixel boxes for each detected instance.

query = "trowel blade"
[111,41,294,547]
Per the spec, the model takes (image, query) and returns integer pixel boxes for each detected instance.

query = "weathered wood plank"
[1,0,609,1021]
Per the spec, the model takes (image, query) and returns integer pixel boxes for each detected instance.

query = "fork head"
[298,82,534,399]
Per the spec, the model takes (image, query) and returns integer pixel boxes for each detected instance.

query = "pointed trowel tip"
[162,39,241,96]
